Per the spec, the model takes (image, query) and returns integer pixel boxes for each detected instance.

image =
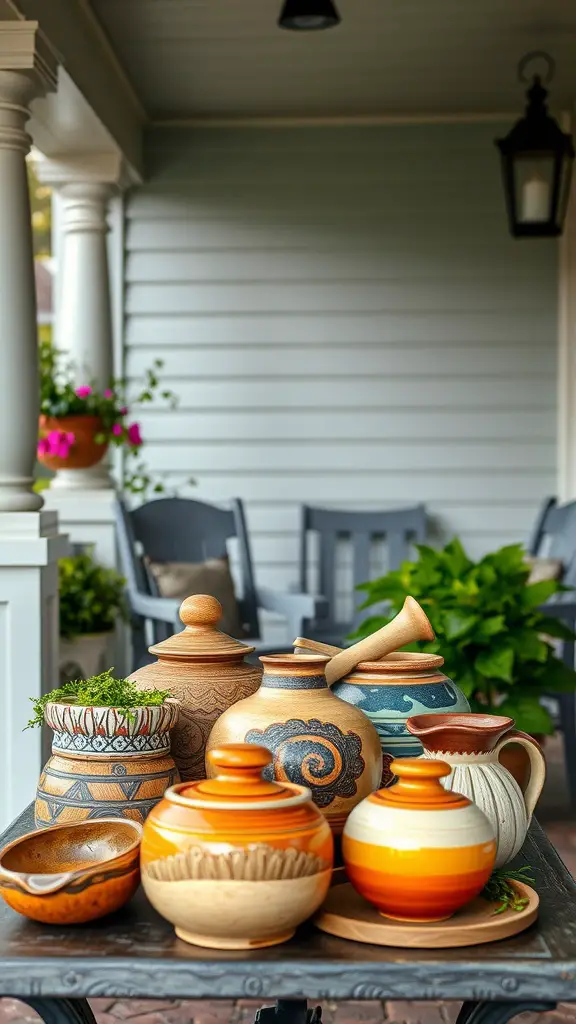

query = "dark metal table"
[1,807,574,1024]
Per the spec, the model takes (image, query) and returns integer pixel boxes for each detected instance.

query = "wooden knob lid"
[370,757,470,810]
[180,743,309,805]
[148,592,256,660]
[180,594,223,629]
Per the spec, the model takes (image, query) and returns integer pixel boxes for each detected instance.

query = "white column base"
[51,464,113,491]
[43,487,117,566]
[0,511,68,831]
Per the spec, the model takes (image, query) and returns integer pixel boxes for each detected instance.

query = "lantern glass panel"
[513,154,555,224]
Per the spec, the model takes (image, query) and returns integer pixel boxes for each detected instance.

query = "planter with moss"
[30,671,180,828]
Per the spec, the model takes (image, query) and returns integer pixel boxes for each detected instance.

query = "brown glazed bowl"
[0,818,142,924]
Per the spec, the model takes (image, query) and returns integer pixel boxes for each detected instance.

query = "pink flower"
[127,422,143,447]
[119,406,128,416]
[112,423,123,437]
[38,429,75,459]
[104,388,114,399]
[75,386,92,398]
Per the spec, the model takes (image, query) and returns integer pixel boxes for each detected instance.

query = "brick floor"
[1,737,575,1024]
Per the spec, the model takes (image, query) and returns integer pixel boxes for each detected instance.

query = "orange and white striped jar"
[342,758,496,922]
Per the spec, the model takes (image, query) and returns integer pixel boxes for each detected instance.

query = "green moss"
[26,668,171,729]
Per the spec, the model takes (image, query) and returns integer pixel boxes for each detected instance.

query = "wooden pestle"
[294,596,434,686]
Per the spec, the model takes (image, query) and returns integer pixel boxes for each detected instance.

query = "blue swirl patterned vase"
[206,653,383,836]
[332,652,469,786]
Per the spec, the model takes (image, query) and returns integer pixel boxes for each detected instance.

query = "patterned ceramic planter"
[332,652,470,785]
[35,699,180,828]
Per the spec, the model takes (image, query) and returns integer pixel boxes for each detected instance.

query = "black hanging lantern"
[278,0,340,30]
[496,52,574,238]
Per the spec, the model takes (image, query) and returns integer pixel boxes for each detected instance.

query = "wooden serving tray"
[314,881,539,949]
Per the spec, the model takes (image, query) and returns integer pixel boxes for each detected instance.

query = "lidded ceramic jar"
[332,653,470,785]
[129,594,262,781]
[407,713,546,868]
[342,758,496,922]
[141,743,334,949]
[206,654,382,835]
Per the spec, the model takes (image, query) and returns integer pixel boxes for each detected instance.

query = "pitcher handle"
[494,729,546,821]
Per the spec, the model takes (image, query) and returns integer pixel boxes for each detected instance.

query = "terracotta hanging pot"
[206,653,382,836]
[38,414,108,471]
[129,594,262,782]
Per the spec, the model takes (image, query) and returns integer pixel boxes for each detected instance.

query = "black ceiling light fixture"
[495,51,574,238]
[278,0,341,31]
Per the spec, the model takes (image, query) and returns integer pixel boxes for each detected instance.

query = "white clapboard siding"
[136,410,554,442]
[125,123,557,643]
[131,377,554,410]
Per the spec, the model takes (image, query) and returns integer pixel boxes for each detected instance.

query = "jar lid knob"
[180,594,223,629]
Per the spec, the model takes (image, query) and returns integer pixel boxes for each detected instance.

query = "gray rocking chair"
[529,496,576,805]
[116,496,327,670]
[298,504,427,648]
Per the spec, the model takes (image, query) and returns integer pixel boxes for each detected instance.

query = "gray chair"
[529,496,576,805]
[116,496,327,669]
[298,504,427,647]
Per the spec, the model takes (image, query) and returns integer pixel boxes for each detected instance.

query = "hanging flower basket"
[38,414,108,471]
[37,343,181,497]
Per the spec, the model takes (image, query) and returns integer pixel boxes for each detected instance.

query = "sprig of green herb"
[26,669,171,729]
[481,865,535,915]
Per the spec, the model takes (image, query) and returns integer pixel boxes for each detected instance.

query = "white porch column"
[0,23,67,830]
[38,153,124,491]
[38,154,129,675]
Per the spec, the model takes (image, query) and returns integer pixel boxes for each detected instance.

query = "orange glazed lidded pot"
[141,743,334,949]
[342,758,496,924]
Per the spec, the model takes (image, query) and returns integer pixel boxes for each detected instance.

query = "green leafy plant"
[353,539,576,735]
[482,865,535,914]
[59,551,127,640]
[26,669,171,729]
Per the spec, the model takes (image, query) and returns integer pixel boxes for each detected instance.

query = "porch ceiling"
[89,0,576,120]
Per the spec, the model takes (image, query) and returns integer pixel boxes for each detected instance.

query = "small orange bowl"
[0,818,142,924]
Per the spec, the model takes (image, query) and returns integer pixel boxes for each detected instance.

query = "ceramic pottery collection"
[407,713,546,867]
[130,594,262,781]
[342,758,496,922]
[35,700,180,828]
[0,818,142,924]
[332,652,470,784]
[206,654,382,835]
[141,743,333,948]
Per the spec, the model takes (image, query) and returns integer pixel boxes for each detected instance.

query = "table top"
[1,806,576,1003]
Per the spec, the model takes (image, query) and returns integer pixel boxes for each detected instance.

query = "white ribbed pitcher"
[406,713,546,868]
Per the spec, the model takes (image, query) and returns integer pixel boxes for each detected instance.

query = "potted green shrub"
[353,539,576,737]
[59,551,127,684]
[28,670,179,827]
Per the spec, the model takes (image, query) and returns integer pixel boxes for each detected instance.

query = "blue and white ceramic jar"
[332,652,469,785]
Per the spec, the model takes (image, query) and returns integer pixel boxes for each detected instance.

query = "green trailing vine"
[26,669,171,729]
[481,865,536,914]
